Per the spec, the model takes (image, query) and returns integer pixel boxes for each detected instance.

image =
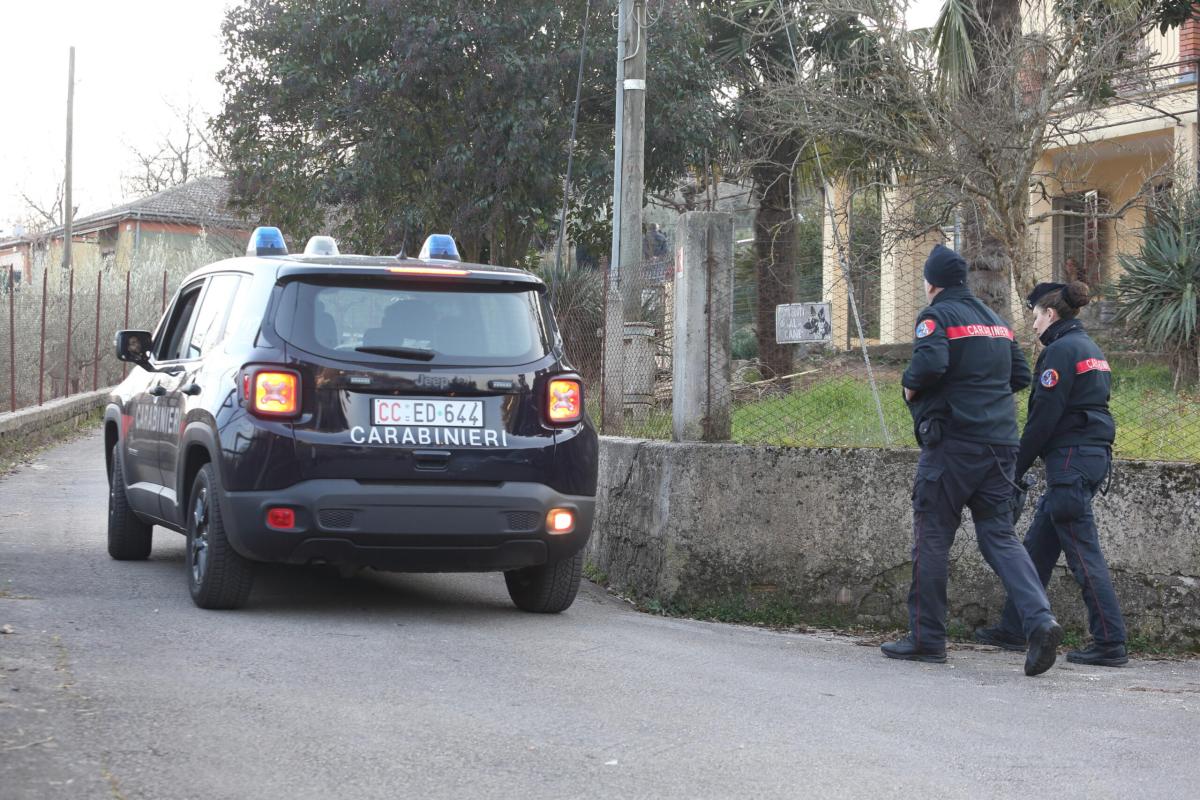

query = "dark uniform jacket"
[903,286,1031,447]
[1015,318,1115,478]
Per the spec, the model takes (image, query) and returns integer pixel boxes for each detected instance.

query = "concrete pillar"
[821,181,850,350]
[672,212,734,442]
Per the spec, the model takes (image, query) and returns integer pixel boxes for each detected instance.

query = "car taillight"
[251,370,300,417]
[546,377,582,425]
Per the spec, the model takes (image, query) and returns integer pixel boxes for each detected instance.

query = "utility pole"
[602,0,647,435]
[62,46,75,272]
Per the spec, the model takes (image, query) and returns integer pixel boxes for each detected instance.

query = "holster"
[917,418,943,447]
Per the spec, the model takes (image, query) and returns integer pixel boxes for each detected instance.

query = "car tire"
[186,464,254,610]
[107,444,153,560]
[504,549,583,613]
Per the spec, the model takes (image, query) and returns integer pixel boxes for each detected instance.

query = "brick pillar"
[1182,14,1199,75]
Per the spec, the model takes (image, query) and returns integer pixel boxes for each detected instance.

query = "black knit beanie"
[923,244,968,288]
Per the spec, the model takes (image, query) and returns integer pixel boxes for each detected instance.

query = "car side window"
[186,274,242,360]
[156,282,204,362]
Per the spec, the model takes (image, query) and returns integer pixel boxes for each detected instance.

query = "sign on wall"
[775,302,832,344]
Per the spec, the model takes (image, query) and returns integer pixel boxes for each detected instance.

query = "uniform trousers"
[999,445,1126,646]
[909,437,1054,648]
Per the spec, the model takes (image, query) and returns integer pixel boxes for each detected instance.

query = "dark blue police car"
[105,228,598,612]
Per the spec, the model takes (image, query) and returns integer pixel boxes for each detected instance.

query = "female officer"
[975,281,1128,666]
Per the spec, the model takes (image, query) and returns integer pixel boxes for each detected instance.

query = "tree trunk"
[753,172,796,380]
[960,208,1012,315]
[959,0,1023,317]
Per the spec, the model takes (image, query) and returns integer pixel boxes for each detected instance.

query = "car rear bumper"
[218,480,594,572]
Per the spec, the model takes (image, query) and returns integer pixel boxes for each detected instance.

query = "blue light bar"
[247,226,288,257]
[418,234,461,261]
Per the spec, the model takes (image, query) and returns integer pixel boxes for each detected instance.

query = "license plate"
[372,398,483,427]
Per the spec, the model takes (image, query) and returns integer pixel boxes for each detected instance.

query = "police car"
[104,228,598,612]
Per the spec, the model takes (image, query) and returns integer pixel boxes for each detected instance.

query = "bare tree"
[745,0,1181,313]
[18,182,70,234]
[122,99,220,198]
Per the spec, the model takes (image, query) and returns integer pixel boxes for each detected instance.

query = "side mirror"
[115,330,154,369]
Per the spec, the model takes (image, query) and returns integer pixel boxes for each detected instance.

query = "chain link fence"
[7,208,1195,466]
[563,194,1199,464]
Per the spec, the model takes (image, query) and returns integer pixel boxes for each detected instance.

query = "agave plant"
[534,264,604,385]
[1114,185,1200,388]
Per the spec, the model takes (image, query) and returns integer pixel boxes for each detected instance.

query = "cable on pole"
[553,0,594,287]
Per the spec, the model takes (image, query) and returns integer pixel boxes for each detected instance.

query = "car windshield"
[273,278,552,366]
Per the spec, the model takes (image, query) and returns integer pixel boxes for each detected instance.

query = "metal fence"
[561,206,1200,464]
[5,215,1196,466]
[0,234,238,412]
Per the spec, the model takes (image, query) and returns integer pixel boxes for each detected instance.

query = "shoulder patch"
[915,319,936,339]
[1040,368,1060,389]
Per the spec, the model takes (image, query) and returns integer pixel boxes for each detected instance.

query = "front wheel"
[186,465,254,610]
[504,550,583,613]
[107,444,152,560]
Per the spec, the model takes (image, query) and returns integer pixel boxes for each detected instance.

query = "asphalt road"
[1,430,1198,800]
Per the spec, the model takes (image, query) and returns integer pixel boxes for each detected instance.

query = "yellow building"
[823,17,1199,344]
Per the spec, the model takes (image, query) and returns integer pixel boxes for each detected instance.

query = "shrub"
[1114,185,1200,388]
[534,264,603,383]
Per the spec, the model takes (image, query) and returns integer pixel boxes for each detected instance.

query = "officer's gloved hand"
[1011,475,1031,527]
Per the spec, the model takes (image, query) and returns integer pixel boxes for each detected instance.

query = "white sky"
[0,0,944,237]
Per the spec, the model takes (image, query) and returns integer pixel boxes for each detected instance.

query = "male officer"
[882,244,1064,677]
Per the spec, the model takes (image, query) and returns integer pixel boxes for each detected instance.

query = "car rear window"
[273,278,552,366]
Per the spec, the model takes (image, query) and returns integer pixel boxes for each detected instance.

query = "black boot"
[881,633,946,664]
[1067,643,1128,667]
[1024,620,1063,677]
[973,625,1026,652]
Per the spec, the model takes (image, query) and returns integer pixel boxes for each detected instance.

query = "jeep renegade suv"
[105,229,598,612]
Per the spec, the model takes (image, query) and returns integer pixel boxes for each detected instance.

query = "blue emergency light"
[247,226,288,257]
[418,234,461,261]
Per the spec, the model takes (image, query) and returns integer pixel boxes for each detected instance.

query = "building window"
[1053,192,1104,285]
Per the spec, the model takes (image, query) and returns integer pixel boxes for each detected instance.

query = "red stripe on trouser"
[1067,521,1110,641]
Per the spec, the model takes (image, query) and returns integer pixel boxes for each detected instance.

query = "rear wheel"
[107,444,152,560]
[504,550,583,613]
[186,464,254,610]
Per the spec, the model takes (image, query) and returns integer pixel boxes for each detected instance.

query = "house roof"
[0,177,258,248]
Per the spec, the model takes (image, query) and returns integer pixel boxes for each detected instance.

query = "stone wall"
[589,438,1200,647]
[0,390,109,461]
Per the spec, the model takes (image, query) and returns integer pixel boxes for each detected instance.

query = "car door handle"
[182,383,202,396]
[149,385,166,397]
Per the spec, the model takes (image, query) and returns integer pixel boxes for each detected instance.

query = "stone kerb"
[589,438,1200,647]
